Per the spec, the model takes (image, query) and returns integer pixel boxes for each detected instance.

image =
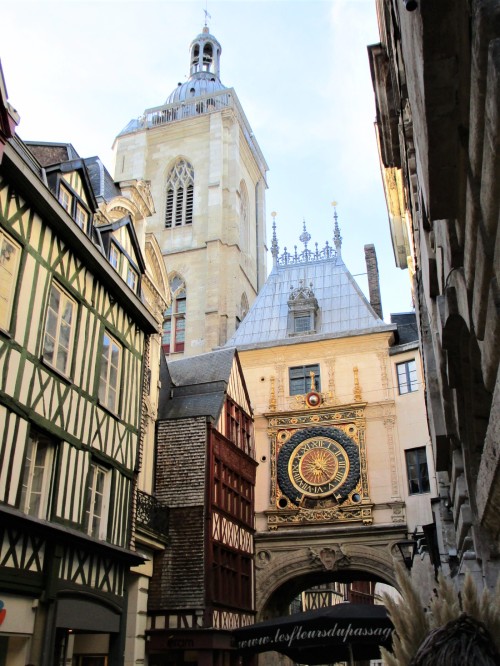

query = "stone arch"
[255,539,400,620]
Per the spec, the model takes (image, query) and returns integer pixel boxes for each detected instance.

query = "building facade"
[368,0,500,590]
[226,214,436,654]
[112,25,268,357]
[0,71,159,665]
[146,348,257,666]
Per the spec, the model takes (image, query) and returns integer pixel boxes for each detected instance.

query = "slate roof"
[158,347,236,422]
[389,311,420,353]
[84,156,121,202]
[227,236,394,351]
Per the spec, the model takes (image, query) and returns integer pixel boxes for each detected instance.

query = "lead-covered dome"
[165,26,227,104]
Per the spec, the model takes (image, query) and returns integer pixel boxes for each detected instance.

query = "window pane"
[294,315,311,332]
[289,364,321,395]
[43,284,75,375]
[397,360,418,394]
[176,296,186,314]
[20,437,52,518]
[99,332,121,411]
[0,233,21,329]
[405,447,429,494]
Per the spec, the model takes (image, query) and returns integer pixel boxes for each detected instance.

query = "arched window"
[165,160,194,229]
[236,293,249,330]
[239,180,249,251]
[162,276,186,354]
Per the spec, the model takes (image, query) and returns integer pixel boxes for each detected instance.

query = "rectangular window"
[109,244,120,270]
[294,314,311,333]
[19,434,54,518]
[397,360,418,394]
[99,332,121,412]
[43,282,76,375]
[289,364,321,395]
[126,264,138,292]
[85,463,110,540]
[405,447,430,494]
[0,230,21,330]
[58,184,73,213]
[75,202,89,230]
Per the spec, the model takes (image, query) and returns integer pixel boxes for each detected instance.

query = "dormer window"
[58,185,72,213]
[293,314,312,334]
[75,202,89,230]
[57,180,90,233]
[287,280,319,336]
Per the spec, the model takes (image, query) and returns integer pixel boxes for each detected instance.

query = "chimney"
[364,244,383,320]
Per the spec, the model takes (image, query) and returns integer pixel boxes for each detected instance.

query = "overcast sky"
[1,0,414,318]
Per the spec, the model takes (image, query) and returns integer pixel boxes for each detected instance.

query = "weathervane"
[204,1,211,27]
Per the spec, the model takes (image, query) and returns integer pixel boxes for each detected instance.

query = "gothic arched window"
[162,276,186,354]
[236,292,249,330]
[165,160,194,229]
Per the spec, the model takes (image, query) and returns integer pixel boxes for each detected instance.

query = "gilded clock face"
[277,426,360,506]
[288,436,349,498]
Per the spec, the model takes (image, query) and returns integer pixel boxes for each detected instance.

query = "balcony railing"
[120,88,268,179]
[136,490,169,539]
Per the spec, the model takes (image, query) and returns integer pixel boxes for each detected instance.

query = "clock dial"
[288,436,349,498]
[277,426,360,506]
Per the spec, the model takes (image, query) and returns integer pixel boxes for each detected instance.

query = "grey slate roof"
[84,156,121,202]
[226,256,394,350]
[158,347,236,422]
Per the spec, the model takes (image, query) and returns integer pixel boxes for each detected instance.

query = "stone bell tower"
[112,24,268,356]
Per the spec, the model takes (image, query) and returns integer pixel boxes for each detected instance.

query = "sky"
[1,0,414,318]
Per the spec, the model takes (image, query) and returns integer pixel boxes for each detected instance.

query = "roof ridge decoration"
[271,205,343,268]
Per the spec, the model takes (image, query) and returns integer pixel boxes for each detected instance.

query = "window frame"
[58,184,73,214]
[98,331,122,413]
[19,433,55,519]
[85,462,111,540]
[42,280,77,376]
[0,229,22,331]
[164,160,195,228]
[75,202,89,231]
[289,364,321,396]
[162,289,186,354]
[396,359,418,395]
[405,447,430,495]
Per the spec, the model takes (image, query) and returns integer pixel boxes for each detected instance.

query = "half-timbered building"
[147,347,256,666]
[0,74,159,665]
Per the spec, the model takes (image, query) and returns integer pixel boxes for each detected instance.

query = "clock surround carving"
[266,403,372,528]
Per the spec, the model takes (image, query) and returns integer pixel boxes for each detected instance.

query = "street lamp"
[396,539,417,570]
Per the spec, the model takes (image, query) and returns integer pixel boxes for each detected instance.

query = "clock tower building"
[112,24,268,356]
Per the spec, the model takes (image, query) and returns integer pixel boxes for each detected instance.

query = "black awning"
[233,603,393,665]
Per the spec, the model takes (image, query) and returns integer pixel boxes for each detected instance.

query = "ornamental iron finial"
[273,206,343,267]
[271,211,279,266]
[332,201,342,258]
[299,219,311,250]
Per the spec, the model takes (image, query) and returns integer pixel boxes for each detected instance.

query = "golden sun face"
[288,436,350,499]
[299,448,339,485]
